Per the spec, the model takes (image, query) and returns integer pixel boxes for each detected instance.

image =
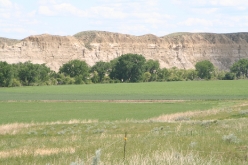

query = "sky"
[0,0,248,39]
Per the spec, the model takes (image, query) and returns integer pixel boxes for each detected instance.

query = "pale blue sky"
[0,0,248,39]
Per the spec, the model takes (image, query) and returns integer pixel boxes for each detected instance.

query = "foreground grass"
[0,102,247,165]
[1,80,248,100]
[1,81,248,164]
[0,100,227,124]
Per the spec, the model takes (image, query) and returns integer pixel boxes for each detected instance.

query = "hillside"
[0,37,20,46]
[0,31,248,71]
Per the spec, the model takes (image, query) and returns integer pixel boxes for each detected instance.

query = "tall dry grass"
[0,119,98,135]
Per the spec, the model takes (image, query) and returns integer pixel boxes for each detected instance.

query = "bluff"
[0,31,248,71]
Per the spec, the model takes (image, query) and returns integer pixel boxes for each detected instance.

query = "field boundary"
[1,100,189,103]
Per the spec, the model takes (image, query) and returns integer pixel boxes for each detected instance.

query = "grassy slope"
[1,80,248,100]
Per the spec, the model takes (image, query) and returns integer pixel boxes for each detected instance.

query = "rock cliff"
[0,31,248,71]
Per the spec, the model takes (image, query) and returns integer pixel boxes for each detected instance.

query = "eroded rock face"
[0,31,248,71]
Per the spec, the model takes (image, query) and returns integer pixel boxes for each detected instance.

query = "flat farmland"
[0,101,223,124]
[0,80,248,101]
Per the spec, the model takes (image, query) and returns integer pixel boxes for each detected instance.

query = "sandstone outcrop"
[0,31,248,71]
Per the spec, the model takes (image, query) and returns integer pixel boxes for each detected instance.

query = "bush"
[11,78,21,87]
[85,79,92,84]
[102,76,111,83]
[223,72,235,80]
[143,72,151,82]
[75,76,85,84]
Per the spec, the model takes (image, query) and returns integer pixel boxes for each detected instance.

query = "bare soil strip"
[3,100,188,103]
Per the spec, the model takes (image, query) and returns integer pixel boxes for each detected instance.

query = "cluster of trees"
[1,54,248,87]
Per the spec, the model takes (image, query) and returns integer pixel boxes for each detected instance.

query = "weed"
[222,134,240,144]
[239,110,248,115]
[92,129,104,134]
[70,159,84,165]
[175,116,191,121]
[151,127,164,135]
[42,131,48,135]
[57,130,66,135]
[28,131,37,135]
[189,141,197,148]
[92,149,101,165]
[200,120,217,127]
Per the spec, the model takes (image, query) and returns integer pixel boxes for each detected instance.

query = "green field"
[1,81,248,164]
[0,101,224,124]
[1,80,248,100]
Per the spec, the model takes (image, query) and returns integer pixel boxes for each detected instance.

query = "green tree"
[157,68,169,81]
[109,54,146,82]
[55,73,75,85]
[91,61,111,82]
[91,71,100,83]
[230,59,248,79]
[0,61,13,87]
[185,69,197,80]
[144,60,160,81]
[143,72,151,82]
[212,69,226,80]
[15,62,51,86]
[75,75,84,84]
[195,60,214,80]
[167,67,184,81]
[59,60,89,81]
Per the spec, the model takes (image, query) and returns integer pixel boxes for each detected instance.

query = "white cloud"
[38,0,57,5]
[209,0,248,6]
[191,8,219,14]
[237,7,246,11]
[86,6,126,19]
[37,1,127,19]
[38,6,57,16]
[54,3,85,16]
[38,2,86,17]
[90,20,103,25]
[0,0,12,7]
[0,12,10,18]
[119,24,150,35]
[0,0,21,17]
[0,0,40,38]
[179,18,213,27]
[2,27,27,33]
[174,0,248,7]
[27,10,37,17]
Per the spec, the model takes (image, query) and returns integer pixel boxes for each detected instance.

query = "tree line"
[0,54,248,87]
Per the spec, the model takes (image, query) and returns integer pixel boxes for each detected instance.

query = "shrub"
[75,75,85,84]
[223,72,235,80]
[222,134,240,143]
[92,149,101,165]
[11,78,21,87]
